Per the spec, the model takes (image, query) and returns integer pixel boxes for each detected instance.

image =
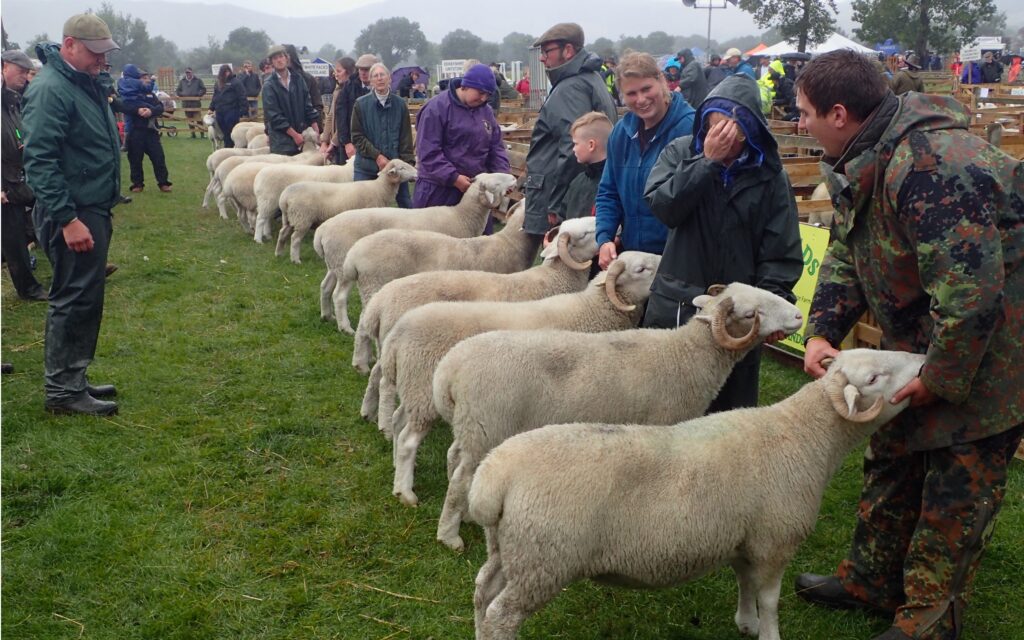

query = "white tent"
[756,32,876,57]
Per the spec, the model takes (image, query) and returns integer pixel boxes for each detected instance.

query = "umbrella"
[391,66,430,93]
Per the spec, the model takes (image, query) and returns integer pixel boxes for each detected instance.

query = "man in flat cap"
[333,53,379,165]
[2,49,47,302]
[22,13,123,416]
[523,22,617,242]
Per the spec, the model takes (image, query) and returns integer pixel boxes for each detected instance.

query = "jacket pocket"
[524,173,545,191]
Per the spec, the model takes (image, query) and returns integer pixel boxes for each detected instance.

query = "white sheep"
[220,152,327,234]
[244,125,265,146]
[202,146,270,208]
[469,348,927,640]
[380,251,662,507]
[203,113,224,151]
[275,159,420,264]
[247,133,269,149]
[229,121,262,148]
[807,182,834,227]
[351,215,597,372]
[432,282,805,550]
[333,199,534,334]
[311,171,515,313]
[252,163,354,244]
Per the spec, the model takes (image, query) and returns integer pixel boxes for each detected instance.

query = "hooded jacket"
[677,50,708,108]
[523,49,618,234]
[412,79,510,208]
[595,91,695,254]
[22,43,121,225]
[118,64,165,131]
[806,91,1024,451]
[1,81,33,205]
[890,68,924,95]
[642,75,802,326]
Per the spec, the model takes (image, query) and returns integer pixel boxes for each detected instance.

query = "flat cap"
[724,47,742,58]
[355,53,380,69]
[63,13,120,54]
[533,23,584,49]
[1,49,34,70]
[267,44,288,58]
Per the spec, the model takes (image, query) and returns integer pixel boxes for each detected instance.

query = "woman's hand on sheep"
[320,142,336,157]
[598,241,618,270]
[803,337,838,379]
[891,377,939,408]
[454,175,472,193]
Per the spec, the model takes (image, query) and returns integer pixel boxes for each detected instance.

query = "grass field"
[2,136,1021,640]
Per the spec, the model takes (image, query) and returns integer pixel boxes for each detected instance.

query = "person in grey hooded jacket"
[523,23,618,239]
[643,75,803,412]
[676,48,708,108]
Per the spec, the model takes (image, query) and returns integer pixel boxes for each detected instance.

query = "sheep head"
[595,251,661,313]
[382,159,418,184]
[469,173,518,209]
[540,217,597,268]
[300,127,320,149]
[692,283,804,351]
[822,349,926,424]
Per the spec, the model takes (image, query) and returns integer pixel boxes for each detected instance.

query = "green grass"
[2,137,1022,639]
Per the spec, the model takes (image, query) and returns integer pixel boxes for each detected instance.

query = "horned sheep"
[431,282,805,550]
[469,348,927,640]
[380,251,662,507]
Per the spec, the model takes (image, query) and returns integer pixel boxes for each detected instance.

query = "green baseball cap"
[63,13,120,54]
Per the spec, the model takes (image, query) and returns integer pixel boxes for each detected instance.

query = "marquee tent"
[756,32,876,58]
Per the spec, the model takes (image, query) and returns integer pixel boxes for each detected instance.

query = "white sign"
[440,59,466,79]
[302,61,331,77]
[962,36,1005,61]
[961,46,982,62]
[211,62,232,75]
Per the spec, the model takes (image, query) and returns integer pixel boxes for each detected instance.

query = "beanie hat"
[461,63,497,94]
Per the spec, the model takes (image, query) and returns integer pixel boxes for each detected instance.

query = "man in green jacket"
[794,50,1023,640]
[22,14,122,416]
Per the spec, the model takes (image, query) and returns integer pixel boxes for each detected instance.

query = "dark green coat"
[22,43,121,225]
[261,69,317,155]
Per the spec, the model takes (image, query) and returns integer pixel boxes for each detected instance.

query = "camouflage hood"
[824,91,971,242]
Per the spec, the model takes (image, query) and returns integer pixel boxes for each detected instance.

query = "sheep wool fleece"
[805,91,1024,639]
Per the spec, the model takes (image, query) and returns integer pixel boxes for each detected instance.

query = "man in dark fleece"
[642,74,803,412]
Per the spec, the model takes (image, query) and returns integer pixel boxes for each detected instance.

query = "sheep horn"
[826,373,885,423]
[558,232,592,271]
[604,261,635,312]
[710,298,760,350]
[706,284,727,296]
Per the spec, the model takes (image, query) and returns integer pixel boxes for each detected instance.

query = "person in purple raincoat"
[413,63,510,231]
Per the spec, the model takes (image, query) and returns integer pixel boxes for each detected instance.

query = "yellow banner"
[779,223,831,353]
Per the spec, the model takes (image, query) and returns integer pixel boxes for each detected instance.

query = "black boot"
[86,383,117,398]
[45,392,118,416]
[794,573,895,616]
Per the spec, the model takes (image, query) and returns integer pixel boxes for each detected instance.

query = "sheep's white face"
[473,173,518,208]
[540,217,598,263]
[827,349,926,421]
[606,251,661,302]
[203,113,216,127]
[301,127,319,146]
[384,159,419,183]
[693,283,804,338]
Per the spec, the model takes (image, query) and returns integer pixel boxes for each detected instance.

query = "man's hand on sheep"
[288,129,304,149]
[804,336,839,378]
[891,376,939,408]
[598,241,618,270]
[375,154,389,171]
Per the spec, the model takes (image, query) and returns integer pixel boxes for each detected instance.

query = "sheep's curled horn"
[710,297,761,350]
[604,261,635,311]
[826,371,885,423]
[558,231,592,271]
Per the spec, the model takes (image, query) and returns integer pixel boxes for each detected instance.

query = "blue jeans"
[354,166,411,209]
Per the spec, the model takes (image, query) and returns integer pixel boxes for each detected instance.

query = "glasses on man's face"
[540,44,563,58]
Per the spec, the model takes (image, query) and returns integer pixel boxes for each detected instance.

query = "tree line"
[1,0,1019,76]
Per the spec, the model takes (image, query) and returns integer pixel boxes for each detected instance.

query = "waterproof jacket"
[176,74,206,97]
[1,83,33,205]
[524,50,618,234]
[118,65,165,131]
[890,69,924,95]
[210,76,249,114]
[642,75,802,327]
[563,158,604,219]
[22,43,121,225]
[979,60,1003,83]
[335,77,370,148]
[805,91,1024,451]
[678,56,708,108]
[732,61,756,80]
[413,80,509,207]
[596,91,695,254]
[261,69,317,155]
[350,90,414,176]
[238,71,262,97]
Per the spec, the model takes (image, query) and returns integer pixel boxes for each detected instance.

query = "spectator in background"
[350,63,414,208]
[261,45,319,155]
[979,50,1003,83]
[891,53,924,95]
[724,48,755,79]
[1009,55,1022,84]
[663,59,681,92]
[176,66,206,138]
[490,62,516,99]
[259,59,272,81]
[515,68,530,97]
[119,65,172,193]
[949,52,963,78]
[237,59,262,117]
[335,53,377,166]
[413,62,508,225]
[595,51,695,269]
[705,53,730,90]
[209,64,249,148]
[283,44,323,130]
[755,55,771,80]
[397,69,421,98]
[601,56,620,105]
[960,58,982,84]
[27,58,41,83]
[320,56,355,162]
[676,48,708,108]
[1,49,47,301]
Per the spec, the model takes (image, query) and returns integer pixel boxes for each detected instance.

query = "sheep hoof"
[395,490,418,507]
[339,325,355,336]
[735,617,759,636]
[291,258,302,265]
[439,535,465,552]
[353,363,370,375]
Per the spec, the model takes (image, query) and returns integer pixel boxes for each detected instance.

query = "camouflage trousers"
[837,423,1024,640]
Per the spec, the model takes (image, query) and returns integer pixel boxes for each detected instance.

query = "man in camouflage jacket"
[793,50,1024,640]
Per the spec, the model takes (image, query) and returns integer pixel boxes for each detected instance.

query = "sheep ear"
[485,189,499,207]
[843,384,860,416]
[692,294,712,310]
[821,357,835,370]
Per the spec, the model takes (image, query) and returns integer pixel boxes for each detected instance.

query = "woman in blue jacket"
[595,51,695,269]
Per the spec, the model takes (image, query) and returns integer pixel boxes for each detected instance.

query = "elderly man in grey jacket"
[523,22,617,240]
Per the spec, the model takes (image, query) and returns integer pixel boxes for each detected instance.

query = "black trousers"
[2,200,44,297]
[127,127,170,188]
[34,207,112,401]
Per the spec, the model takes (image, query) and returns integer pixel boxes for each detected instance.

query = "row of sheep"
[195,143,919,639]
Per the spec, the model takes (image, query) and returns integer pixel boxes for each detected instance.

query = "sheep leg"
[202,178,215,208]
[351,326,374,373]
[750,561,785,640]
[446,442,460,481]
[290,224,305,264]
[274,224,292,257]
[478,575,555,640]
[237,207,253,235]
[731,558,760,636]
[216,191,229,219]
[437,454,474,551]
[392,419,432,506]
[377,374,397,441]
[474,531,505,637]
[359,362,381,424]
[390,405,407,453]
[332,277,355,334]
[319,270,337,321]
